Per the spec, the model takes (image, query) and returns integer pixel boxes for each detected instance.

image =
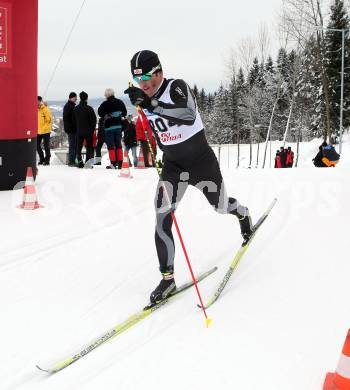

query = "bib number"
[148,118,177,133]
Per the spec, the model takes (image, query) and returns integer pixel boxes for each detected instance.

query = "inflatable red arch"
[0,0,37,190]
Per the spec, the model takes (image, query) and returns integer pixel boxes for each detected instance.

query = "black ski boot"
[237,208,253,245]
[150,273,176,304]
[106,162,118,169]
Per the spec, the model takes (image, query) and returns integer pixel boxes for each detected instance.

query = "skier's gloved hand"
[124,87,152,110]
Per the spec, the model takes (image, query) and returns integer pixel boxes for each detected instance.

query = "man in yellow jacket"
[37,96,53,165]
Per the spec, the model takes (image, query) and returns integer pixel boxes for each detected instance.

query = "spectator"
[279,146,287,168]
[313,143,327,167]
[322,143,340,167]
[73,91,97,168]
[274,150,282,168]
[37,96,53,165]
[98,88,127,169]
[123,115,138,167]
[136,114,156,167]
[94,117,105,165]
[63,92,77,166]
[286,146,294,168]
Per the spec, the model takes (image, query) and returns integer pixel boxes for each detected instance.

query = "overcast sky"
[38,0,284,100]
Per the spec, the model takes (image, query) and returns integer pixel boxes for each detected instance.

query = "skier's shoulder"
[166,78,190,103]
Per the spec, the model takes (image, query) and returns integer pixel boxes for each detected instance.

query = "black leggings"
[155,147,246,273]
[76,133,94,164]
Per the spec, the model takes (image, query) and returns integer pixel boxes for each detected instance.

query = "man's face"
[138,72,163,97]
[71,97,77,103]
[37,100,42,108]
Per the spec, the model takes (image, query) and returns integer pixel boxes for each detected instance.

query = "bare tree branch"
[257,23,270,63]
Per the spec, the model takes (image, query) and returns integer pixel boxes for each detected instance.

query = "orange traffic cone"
[324,330,350,390]
[136,147,146,169]
[119,150,133,179]
[18,167,43,210]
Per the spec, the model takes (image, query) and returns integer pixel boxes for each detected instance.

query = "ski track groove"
[0,208,146,273]
[79,258,155,321]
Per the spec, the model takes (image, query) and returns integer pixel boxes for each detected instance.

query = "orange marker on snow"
[119,150,133,179]
[18,167,43,210]
[324,330,350,390]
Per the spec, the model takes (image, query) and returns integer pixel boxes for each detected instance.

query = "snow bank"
[0,138,349,390]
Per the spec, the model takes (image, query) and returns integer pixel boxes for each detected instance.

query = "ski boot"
[237,207,253,245]
[150,273,176,304]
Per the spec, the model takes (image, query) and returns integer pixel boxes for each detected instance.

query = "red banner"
[0,0,37,140]
[0,2,12,68]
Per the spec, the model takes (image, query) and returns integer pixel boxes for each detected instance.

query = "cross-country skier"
[124,50,253,304]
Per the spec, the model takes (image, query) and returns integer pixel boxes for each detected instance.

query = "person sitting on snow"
[321,144,340,167]
[313,142,340,167]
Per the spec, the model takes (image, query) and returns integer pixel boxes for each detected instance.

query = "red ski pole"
[136,105,212,327]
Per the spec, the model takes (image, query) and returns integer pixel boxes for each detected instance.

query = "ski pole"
[135,103,212,327]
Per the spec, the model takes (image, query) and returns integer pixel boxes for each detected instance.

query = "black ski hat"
[130,50,162,76]
[79,91,88,101]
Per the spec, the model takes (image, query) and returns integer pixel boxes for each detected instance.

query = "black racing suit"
[148,78,247,274]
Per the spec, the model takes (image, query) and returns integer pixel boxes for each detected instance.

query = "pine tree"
[207,85,232,144]
[265,56,274,76]
[236,68,250,141]
[198,88,207,113]
[258,61,266,88]
[274,48,290,139]
[192,84,199,102]
[295,36,323,139]
[277,48,290,84]
[325,0,350,135]
[249,57,260,87]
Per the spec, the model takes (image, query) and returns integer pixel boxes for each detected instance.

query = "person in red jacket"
[274,150,282,168]
[285,146,294,168]
[135,114,156,167]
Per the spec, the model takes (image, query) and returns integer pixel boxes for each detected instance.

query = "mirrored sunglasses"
[133,64,161,83]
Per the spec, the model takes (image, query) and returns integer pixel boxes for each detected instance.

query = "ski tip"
[205,318,213,328]
[36,365,49,373]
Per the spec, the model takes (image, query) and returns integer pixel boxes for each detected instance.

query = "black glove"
[124,87,152,110]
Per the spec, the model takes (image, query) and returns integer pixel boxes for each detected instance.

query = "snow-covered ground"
[0,136,349,390]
